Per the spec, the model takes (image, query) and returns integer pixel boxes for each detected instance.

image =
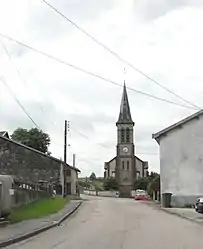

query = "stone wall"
[0,137,79,197]
[0,137,60,184]
[12,185,51,207]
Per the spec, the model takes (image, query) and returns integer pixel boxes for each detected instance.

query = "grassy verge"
[9,197,69,223]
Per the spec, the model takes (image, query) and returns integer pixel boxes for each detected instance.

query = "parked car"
[134,189,149,201]
[195,197,203,213]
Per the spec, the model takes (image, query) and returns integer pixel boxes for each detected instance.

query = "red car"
[135,192,149,201]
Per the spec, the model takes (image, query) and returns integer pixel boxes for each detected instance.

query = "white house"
[152,110,203,207]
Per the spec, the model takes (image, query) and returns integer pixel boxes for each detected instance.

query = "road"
[6,196,203,249]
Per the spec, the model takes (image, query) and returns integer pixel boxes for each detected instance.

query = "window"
[126,128,130,143]
[136,171,140,178]
[67,169,71,176]
[121,128,125,142]
[127,161,129,170]
[122,161,125,170]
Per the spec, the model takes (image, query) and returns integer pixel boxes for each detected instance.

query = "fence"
[83,190,119,198]
[12,181,53,207]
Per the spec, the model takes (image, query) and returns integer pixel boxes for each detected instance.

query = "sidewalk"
[162,207,203,223]
[0,200,82,248]
[142,201,203,224]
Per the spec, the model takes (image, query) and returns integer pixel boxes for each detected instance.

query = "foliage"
[147,175,160,197]
[133,172,160,197]
[103,177,119,191]
[11,127,51,154]
[89,172,96,181]
[78,180,91,189]
[9,197,69,223]
[134,177,149,191]
[148,171,159,181]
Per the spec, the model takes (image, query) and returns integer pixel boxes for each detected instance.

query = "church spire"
[117,83,134,125]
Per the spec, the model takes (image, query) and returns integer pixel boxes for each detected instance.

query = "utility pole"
[73,153,76,168]
[63,120,70,197]
[64,120,67,164]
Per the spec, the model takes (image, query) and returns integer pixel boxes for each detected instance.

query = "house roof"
[152,109,203,141]
[0,135,81,172]
[0,131,10,139]
[117,83,134,124]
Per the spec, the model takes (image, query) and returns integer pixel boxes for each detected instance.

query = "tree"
[103,177,119,191]
[148,171,159,181]
[89,172,96,181]
[134,177,149,191]
[78,180,91,189]
[147,175,160,197]
[11,127,51,154]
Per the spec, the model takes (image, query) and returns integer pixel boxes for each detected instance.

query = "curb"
[160,207,203,226]
[0,201,82,248]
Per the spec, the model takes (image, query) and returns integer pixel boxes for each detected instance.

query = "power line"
[0,32,198,110]
[0,76,40,128]
[71,126,159,156]
[0,74,63,147]
[41,0,201,110]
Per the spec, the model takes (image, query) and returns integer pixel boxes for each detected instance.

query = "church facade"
[104,84,148,197]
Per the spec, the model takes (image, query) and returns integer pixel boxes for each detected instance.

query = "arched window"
[121,128,125,143]
[126,128,130,142]
[122,161,125,170]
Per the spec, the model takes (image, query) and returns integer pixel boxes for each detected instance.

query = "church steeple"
[117,83,134,125]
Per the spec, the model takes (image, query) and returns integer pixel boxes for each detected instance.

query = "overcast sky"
[0,0,203,177]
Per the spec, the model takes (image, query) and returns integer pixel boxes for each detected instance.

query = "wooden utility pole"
[73,153,76,168]
[63,120,69,197]
[64,120,67,164]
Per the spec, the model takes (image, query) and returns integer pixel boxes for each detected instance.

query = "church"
[104,83,148,197]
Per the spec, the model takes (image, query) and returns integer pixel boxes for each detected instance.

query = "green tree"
[11,127,51,154]
[89,172,96,181]
[134,177,149,191]
[147,175,160,197]
[103,177,119,191]
[78,180,91,189]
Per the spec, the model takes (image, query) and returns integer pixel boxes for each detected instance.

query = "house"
[0,131,10,139]
[0,134,80,196]
[152,109,203,207]
[104,83,148,197]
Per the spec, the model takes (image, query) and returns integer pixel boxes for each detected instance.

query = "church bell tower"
[116,83,135,197]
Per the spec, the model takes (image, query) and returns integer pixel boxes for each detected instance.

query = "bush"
[103,178,119,191]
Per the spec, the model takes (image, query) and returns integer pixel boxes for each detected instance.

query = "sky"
[0,0,203,177]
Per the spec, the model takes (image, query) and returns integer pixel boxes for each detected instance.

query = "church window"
[127,161,129,170]
[126,128,130,142]
[121,128,125,142]
[122,161,125,169]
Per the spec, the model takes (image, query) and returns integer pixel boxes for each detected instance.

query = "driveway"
[6,196,203,249]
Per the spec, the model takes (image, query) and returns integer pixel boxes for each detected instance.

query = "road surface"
[6,196,203,249]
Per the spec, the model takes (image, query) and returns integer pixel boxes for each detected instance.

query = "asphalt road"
[6,196,203,249]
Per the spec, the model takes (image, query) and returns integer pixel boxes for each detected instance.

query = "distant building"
[104,84,148,197]
[153,109,203,207]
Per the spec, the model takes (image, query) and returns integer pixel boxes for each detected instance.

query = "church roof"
[117,83,134,124]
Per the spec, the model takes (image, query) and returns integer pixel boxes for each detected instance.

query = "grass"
[9,197,69,223]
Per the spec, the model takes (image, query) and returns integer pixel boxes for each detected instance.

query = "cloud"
[0,0,203,176]
[133,0,203,21]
